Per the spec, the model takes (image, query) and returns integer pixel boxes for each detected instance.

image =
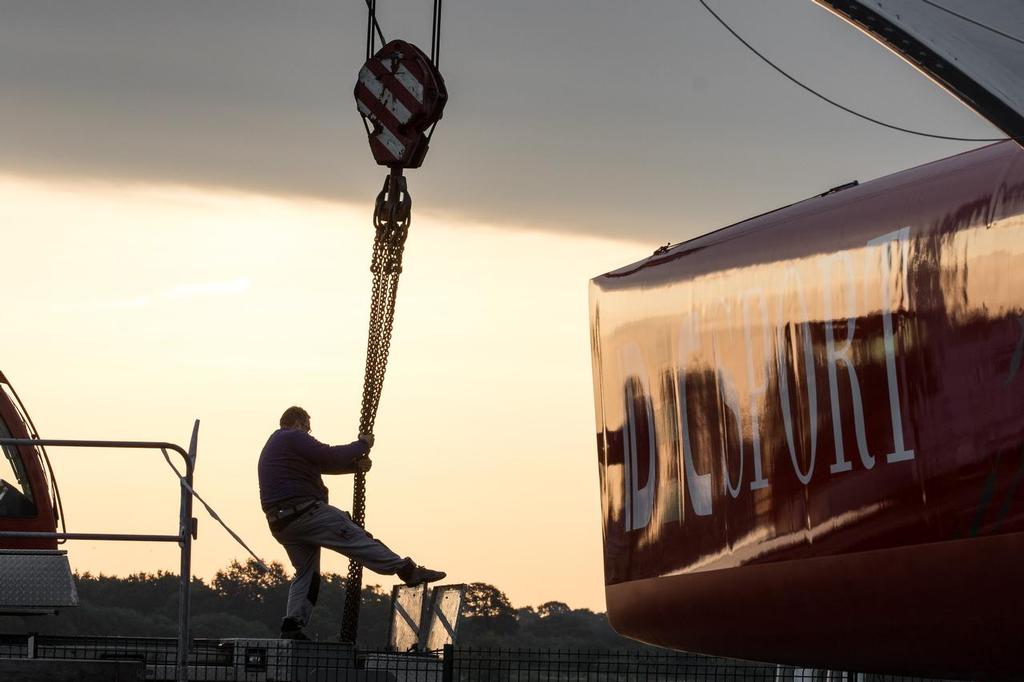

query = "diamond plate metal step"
[0,550,78,614]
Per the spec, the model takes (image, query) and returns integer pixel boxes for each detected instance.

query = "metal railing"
[0,636,964,681]
[0,421,200,682]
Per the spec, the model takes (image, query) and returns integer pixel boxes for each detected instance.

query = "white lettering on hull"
[776,266,819,485]
[619,226,916,530]
[744,289,771,491]
[622,344,657,532]
[676,315,713,517]
[712,314,746,500]
[869,227,915,464]
[821,251,874,472]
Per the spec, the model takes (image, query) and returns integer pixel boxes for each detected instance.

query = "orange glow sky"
[0,0,1002,614]
[0,174,648,611]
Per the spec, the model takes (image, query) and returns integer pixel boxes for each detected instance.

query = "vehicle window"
[0,418,37,518]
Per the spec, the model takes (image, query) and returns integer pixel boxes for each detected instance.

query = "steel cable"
[697,0,1010,143]
[917,0,1024,47]
[431,0,443,66]
[365,0,385,60]
[159,449,270,572]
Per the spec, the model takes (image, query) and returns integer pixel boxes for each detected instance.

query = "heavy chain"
[339,170,412,643]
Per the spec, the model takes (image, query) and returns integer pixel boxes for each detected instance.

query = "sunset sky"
[0,0,1000,612]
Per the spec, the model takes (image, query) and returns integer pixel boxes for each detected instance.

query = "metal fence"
[0,634,960,681]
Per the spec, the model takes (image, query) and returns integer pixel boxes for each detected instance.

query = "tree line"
[0,559,649,649]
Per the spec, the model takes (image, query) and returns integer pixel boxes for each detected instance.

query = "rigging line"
[917,0,1024,47]
[431,0,443,66]
[696,0,1010,143]
[366,0,373,61]
[160,449,271,573]
[365,0,385,60]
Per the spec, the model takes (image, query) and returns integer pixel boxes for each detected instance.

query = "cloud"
[0,1,993,242]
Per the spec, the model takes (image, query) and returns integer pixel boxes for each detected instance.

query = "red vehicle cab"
[0,371,58,550]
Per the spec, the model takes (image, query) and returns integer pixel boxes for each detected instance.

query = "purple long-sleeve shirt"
[258,428,369,510]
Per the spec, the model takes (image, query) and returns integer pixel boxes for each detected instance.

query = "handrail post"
[442,643,454,682]
[176,420,199,682]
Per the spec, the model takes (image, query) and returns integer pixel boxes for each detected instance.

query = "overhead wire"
[917,0,1024,47]
[696,0,1011,143]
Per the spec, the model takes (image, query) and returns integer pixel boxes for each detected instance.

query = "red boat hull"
[589,141,1024,676]
[608,531,1024,679]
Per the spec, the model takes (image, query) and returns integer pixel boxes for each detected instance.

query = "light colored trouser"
[270,502,407,627]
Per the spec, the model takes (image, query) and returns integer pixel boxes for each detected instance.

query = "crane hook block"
[355,40,448,170]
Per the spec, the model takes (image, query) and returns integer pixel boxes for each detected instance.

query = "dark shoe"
[398,560,446,586]
[281,617,311,641]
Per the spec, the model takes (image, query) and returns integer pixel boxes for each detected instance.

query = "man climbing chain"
[258,406,445,641]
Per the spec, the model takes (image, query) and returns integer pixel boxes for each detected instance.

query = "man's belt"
[266,500,319,532]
